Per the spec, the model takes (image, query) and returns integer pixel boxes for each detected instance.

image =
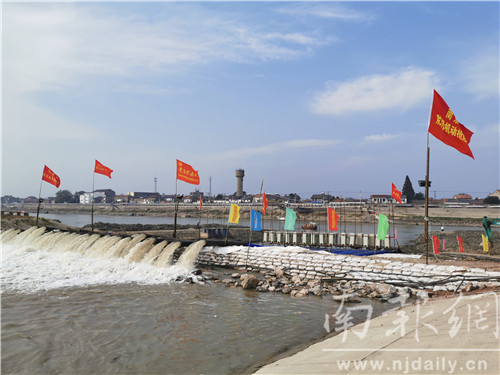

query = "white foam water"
[1,227,206,293]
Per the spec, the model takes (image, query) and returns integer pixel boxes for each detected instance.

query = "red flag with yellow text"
[428,90,474,159]
[327,207,339,231]
[176,160,200,185]
[42,165,61,188]
[94,160,113,178]
[391,183,402,204]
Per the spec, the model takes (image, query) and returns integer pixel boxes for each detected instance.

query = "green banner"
[377,214,389,241]
[482,217,500,243]
[284,207,297,231]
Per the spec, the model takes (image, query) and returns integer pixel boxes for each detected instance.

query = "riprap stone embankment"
[198,246,500,298]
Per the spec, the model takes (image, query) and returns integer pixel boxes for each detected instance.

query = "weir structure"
[0,226,206,269]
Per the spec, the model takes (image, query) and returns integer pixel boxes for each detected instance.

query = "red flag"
[432,235,440,255]
[94,160,113,178]
[428,90,474,159]
[262,192,269,215]
[42,165,61,188]
[457,236,464,253]
[327,207,339,231]
[176,160,200,185]
[200,196,203,210]
[391,183,402,204]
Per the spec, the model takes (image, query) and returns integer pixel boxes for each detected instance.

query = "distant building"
[21,196,39,204]
[115,194,130,203]
[310,193,335,203]
[453,193,472,200]
[162,194,176,203]
[490,190,500,199]
[80,192,106,204]
[370,194,407,204]
[95,189,115,203]
[128,192,160,204]
[1,195,20,204]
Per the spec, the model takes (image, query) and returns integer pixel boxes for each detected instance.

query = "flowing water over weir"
[1,226,204,268]
[1,227,206,293]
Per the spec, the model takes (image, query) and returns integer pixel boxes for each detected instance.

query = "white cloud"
[204,139,339,162]
[364,133,402,143]
[311,67,439,116]
[3,4,330,95]
[277,4,374,22]
[460,52,499,99]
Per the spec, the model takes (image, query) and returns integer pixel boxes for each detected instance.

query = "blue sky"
[2,1,499,199]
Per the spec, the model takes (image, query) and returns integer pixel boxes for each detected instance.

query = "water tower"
[235,169,245,197]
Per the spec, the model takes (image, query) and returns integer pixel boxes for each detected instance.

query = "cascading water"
[105,237,132,258]
[86,235,122,258]
[1,227,206,292]
[176,240,206,270]
[125,237,156,263]
[0,228,21,242]
[117,234,147,258]
[142,240,168,264]
[154,241,181,267]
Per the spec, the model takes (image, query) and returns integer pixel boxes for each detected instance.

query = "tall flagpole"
[424,132,431,265]
[35,175,44,226]
[173,179,178,238]
[91,170,96,232]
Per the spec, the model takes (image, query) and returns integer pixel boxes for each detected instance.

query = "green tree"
[55,190,74,203]
[414,192,424,200]
[484,195,500,205]
[402,176,415,202]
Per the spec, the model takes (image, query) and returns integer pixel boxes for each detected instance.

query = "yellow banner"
[228,204,240,224]
[482,234,489,253]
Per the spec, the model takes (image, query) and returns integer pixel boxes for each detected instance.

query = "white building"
[80,192,105,204]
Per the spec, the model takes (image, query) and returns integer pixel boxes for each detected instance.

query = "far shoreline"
[3,202,499,227]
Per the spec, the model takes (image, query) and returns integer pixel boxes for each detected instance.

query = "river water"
[38,212,483,246]
[1,227,392,374]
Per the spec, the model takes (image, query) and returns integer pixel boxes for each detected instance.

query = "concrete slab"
[255,292,500,375]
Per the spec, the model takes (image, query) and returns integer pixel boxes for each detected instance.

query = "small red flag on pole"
[391,183,402,204]
[457,236,464,253]
[42,165,61,188]
[94,160,113,178]
[262,192,269,215]
[428,90,474,159]
[200,196,203,210]
[432,235,440,255]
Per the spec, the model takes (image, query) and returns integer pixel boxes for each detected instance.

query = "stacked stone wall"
[197,246,500,292]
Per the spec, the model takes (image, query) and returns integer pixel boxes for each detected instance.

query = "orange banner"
[94,160,113,178]
[457,236,464,253]
[432,235,440,255]
[42,165,61,188]
[391,183,402,204]
[327,207,339,231]
[176,160,200,185]
[428,90,474,159]
[262,192,269,215]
